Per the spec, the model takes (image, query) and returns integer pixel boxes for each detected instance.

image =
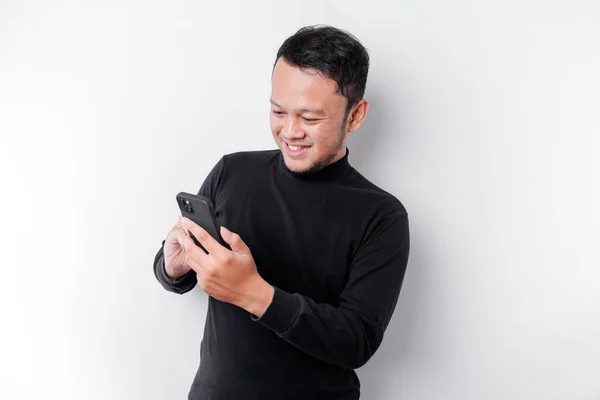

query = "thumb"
[220,226,249,253]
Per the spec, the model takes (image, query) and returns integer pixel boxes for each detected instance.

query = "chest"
[215,180,365,303]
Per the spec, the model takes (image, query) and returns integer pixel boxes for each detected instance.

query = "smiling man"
[153,25,410,400]
[270,55,351,174]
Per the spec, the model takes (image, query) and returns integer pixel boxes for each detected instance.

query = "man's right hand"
[163,216,194,279]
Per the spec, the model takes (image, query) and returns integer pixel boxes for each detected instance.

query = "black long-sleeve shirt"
[153,148,410,400]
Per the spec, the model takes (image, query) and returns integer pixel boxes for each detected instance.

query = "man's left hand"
[180,217,274,318]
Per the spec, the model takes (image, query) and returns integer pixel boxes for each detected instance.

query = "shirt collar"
[278,147,351,182]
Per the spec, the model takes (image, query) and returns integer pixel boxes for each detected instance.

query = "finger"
[220,226,250,254]
[175,228,187,248]
[177,216,190,236]
[166,225,185,245]
[183,218,228,258]
[168,226,188,243]
[182,234,211,272]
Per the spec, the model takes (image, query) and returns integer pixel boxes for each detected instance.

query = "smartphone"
[176,192,230,253]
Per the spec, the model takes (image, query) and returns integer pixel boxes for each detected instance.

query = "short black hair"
[274,25,370,117]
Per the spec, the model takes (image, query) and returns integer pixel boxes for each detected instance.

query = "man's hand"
[163,216,193,279]
[180,217,274,318]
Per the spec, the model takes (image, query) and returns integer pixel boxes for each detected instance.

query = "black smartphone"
[176,192,230,253]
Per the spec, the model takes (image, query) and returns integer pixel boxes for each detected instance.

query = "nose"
[282,117,305,140]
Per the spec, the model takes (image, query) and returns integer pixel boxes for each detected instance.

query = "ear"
[347,99,369,133]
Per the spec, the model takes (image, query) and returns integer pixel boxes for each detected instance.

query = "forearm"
[237,275,275,318]
[251,286,391,370]
[250,213,409,369]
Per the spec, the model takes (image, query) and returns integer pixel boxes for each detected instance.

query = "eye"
[302,117,318,123]
[272,110,284,116]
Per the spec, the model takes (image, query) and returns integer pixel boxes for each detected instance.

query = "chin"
[277,140,321,174]
[283,157,310,173]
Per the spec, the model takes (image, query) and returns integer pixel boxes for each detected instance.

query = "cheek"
[270,116,282,133]
[310,124,333,149]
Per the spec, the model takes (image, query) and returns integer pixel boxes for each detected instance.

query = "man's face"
[270,57,350,175]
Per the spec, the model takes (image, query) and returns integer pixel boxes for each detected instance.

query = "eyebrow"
[270,98,328,116]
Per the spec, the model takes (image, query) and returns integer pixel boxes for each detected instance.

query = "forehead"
[271,58,345,109]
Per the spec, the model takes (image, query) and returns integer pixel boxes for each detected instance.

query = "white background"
[1,1,599,399]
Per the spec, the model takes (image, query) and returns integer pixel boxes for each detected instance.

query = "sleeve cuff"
[158,240,196,288]
[160,255,195,285]
[250,286,301,335]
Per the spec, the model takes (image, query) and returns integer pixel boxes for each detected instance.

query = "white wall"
[1,1,598,399]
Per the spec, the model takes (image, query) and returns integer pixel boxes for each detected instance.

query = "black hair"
[274,25,370,118]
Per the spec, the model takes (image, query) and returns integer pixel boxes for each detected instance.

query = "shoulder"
[214,149,280,190]
[342,166,410,252]
[346,166,408,218]
[221,149,279,169]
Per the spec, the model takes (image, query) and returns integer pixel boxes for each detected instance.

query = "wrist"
[239,275,275,318]
[163,258,189,280]
[165,268,187,279]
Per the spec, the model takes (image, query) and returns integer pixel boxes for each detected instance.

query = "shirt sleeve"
[152,239,198,294]
[152,156,226,295]
[251,210,410,370]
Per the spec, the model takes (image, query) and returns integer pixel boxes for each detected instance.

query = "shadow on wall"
[347,81,406,176]
[349,84,429,398]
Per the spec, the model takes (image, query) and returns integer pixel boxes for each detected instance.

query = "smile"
[284,141,311,157]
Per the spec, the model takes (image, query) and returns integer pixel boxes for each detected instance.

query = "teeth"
[288,143,309,151]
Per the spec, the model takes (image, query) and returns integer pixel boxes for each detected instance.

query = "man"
[153,25,410,400]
